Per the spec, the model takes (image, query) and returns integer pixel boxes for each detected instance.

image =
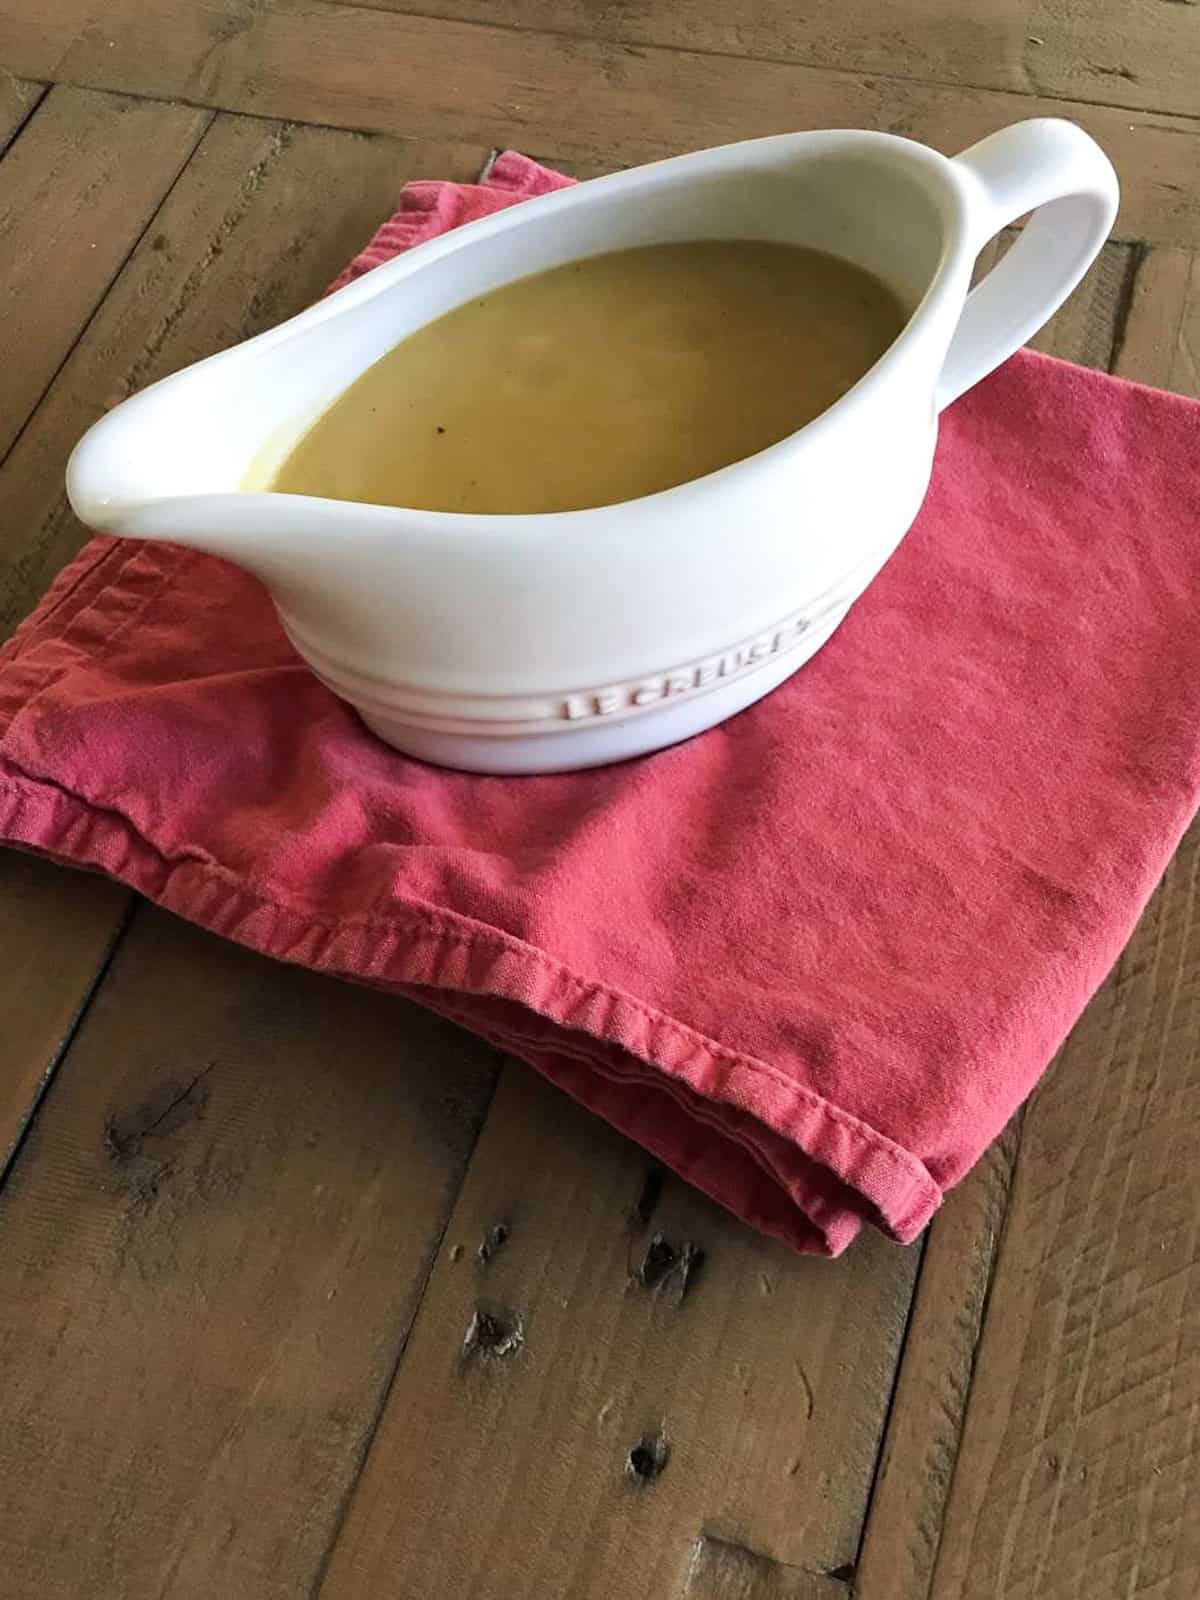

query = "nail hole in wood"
[626,1428,669,1483]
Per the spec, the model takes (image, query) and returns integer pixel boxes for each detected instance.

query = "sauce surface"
[267,239,906,514]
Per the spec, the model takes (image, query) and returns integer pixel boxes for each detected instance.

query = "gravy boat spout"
[64,321,352,577]
[66,120,1117,775]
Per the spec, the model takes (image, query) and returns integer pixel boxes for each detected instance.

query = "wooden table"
[1,5,1197,1596]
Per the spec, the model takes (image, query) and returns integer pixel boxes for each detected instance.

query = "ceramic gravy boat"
[67,118,1117,773]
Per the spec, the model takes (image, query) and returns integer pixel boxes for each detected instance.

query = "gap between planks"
[0,112,503,1600]
[924,823,1200,1600]
[0,85,212,1174]
[0,73,45,156]
[315,1064,919,1599]
[315,0,1200,123]
[0,109,484,1166]
[855,239,1200,1600]
[0,908,504,1600]
[2,0,1199,246]
[909,245,1200,1600]
[0,85,214,468]
[1,86,1198,1599]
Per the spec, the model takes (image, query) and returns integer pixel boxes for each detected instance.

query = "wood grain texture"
[1114,247,1200,392]
[855,1125,1023,1600]
[0,6,1196,1593]
[0,854,129,1175]
[0,113,486,1449]
[0,86,210,462]
[317,1064,918,1599]
[682,1533,852,1598]
[909,221,1200,1600]
[0,110,478,639]
[0,71,42,154]
[2,0,1199,245]
[925,822,1200,1600]
[0,85,201,1185]
[968,232,1156,373]
[853,229,1151,1600]
[1026,241,1137,367]
[0,908,500,1600]
[325,0,1200,121]
[0,106,501,1600]
[963,233,1135,372]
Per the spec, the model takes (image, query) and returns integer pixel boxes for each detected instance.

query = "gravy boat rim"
[69,126,972,538]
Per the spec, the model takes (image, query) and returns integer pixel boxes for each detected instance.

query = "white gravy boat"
[67,118,1117,773]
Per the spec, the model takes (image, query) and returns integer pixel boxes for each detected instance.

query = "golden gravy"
[266,240,906,515]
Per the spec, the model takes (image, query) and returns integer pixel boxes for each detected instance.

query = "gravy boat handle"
[936,118,1119,410]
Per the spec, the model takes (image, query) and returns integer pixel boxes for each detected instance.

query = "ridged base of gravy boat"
[66,119,1117,774]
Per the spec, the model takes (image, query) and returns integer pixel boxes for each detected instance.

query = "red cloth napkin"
[3,154,1200,1256]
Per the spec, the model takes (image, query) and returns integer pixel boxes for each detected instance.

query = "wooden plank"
[911,242,1200,1600]
[0,87,209,1186]
[0,107,483,1307]
[324,0,1200,122]
[0,107,497,1600]
[683,1533,851,1598]
[0,907,501,1600]
[947,228,1132,371]
[1114,247,1200,392]
[2,0,1199,246]
[1028,239,1137,366]
[968,231,1136,366]
[923,821,1200,1600]
[0,86,210,462]
[854,1125,1022,1600]
[317,1064,919,1599]
[855,223,1166,1600]
[0,110,480,639]
[0,72,42,155]
[0,854,129,1174]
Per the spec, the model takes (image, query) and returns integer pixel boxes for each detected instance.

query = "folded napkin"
[3,153,1199,1256]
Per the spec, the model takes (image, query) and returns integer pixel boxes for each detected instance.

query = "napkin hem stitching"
[0,768,943,1251]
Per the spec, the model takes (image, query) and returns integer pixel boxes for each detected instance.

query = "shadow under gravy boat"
[67,118,1118,774]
